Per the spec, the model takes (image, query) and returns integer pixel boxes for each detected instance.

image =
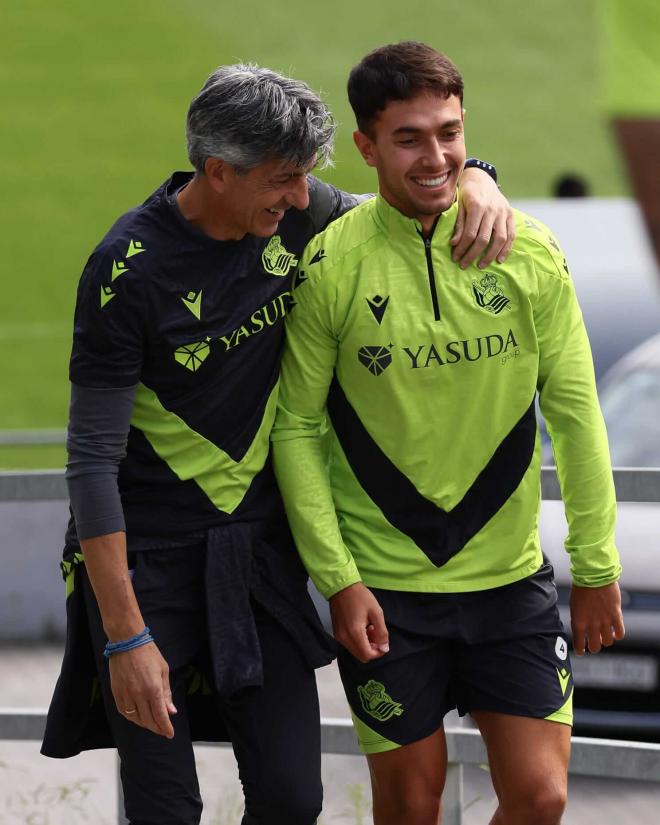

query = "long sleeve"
[271,256,361,599]
[66,239,146,540]
[66,383,136,539]
[535,251,621,587]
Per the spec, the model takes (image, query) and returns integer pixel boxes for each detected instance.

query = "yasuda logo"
[219,292,292,352]
[358,345,393,376]
[402,329,519,369]
[174,341,210,372]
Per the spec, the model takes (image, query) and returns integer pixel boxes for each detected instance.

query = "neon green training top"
[271,194,621,599]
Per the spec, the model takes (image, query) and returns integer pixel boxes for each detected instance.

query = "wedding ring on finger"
[124,708,137,715]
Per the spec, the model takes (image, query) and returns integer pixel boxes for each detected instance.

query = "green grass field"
[0,0,627,467]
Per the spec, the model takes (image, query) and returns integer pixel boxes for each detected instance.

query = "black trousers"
[83,546,322,825]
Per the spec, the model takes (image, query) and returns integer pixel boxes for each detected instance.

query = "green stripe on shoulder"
[300,198,380,284]
[512,208,569,281]
[130,382,278,513]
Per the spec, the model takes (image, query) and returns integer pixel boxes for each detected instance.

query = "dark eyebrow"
[392,119,463,136]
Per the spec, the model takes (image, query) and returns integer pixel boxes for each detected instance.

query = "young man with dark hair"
[41,61,512,825]
[272,42,624,825]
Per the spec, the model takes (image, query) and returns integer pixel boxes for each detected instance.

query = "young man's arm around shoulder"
[452,162,516,268]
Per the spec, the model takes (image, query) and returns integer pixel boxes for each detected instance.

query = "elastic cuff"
[571,565,622,588]
[76,515,126,540]
[318,570,363,600]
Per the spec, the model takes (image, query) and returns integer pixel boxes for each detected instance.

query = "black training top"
[65,171,358,545]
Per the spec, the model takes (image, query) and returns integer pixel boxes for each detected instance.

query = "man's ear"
[353,130,377,168]
[204,157,230,193]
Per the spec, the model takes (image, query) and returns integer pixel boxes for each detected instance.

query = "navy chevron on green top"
[272,195,621,597]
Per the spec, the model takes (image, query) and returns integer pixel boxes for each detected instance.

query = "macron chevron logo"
[126,239,146,257]
[181,290,202,320]
[309,248,326,265]
[366,295,389,325]
[111,260,129,281]
[100,286,115,308]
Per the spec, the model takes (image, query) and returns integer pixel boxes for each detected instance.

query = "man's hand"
[570,582,626,655]
[330,582,389,663]
[452,168,516,269]
[80,532,176,738]
[109,642,177,738]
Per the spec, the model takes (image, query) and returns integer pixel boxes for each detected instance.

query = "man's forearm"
[272,435,361,598]
[81,532,145,641]
[66,382,145,640]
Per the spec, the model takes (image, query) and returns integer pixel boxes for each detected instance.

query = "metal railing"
[2,468,660,824]
[3,466,660,503]
[0,429,66,446]
[1,710,660,825]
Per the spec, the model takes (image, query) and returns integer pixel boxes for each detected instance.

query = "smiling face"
[206,155,316,239]
[353,93,466,233]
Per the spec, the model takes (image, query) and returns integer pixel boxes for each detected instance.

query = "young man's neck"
[418,214,439,238]
[379,190,458,238]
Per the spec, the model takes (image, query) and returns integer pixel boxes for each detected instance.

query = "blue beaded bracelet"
[103,626,154,659]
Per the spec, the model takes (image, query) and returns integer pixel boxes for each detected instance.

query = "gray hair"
[186,64,336,173]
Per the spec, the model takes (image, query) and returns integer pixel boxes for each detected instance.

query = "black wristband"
[464,157,498,184]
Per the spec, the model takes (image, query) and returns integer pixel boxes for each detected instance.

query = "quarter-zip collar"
[373,193,459,321]
[373,192,459,248]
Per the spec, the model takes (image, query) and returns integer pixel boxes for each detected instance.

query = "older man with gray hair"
[41,63,513,824]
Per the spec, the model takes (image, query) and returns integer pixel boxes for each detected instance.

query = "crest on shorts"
[357,679,404,722]
[261,235,298,276]
[472,273,515,315]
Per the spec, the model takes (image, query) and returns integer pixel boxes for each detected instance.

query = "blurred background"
[3,0,659,467]
[1,1,659,822]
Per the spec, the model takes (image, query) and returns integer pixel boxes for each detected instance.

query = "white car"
[542,333,660,740]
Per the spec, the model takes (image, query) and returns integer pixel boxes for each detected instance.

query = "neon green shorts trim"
[338,563,573,754]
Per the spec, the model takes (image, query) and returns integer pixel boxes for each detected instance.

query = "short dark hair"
[347,41,464,135]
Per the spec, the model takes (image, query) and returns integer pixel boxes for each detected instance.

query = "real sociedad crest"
[261,235,298,276]
[472,273,515,315]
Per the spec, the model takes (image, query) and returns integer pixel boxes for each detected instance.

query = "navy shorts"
[338,563,573,754]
